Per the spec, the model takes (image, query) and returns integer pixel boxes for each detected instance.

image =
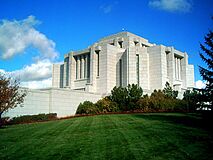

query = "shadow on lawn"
[132,112,213,133]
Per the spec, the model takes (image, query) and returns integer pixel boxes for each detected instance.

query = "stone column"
[114,38,118,47]
[81,55,85,79]
[176,57,179,79]
[85,54,88,78]
[175,57,178,80]
[70,52,75,89]
[178,58,181,80]
[63,59,67,86]
[174,57,176,79]
[80,56,82,79]
[77,56,80,79]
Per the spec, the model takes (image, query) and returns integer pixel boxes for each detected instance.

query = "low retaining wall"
[3,88,102,118]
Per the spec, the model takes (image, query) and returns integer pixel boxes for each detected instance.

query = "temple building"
[4,32,195,118]
[52,32,194,96]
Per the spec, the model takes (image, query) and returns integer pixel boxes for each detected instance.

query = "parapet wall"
[3,88,102,118]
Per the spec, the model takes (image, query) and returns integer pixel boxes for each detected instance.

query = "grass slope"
[0,113,213,160]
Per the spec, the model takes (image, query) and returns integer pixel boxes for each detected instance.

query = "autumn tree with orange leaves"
[0,73,26,127]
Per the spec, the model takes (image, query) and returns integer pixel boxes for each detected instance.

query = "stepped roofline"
[98,31,150,44]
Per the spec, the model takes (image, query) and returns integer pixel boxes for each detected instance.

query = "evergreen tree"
[109,84,143,111]
[183,89,200,111]
[199,21,213,108]
[163,82,178,99]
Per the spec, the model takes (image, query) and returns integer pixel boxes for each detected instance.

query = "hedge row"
[76,84,198,115]
[4,113,57,125]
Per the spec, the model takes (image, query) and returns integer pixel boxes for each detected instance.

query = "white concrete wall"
[139,47,149,90]
[128,47,137,84]
[50,89,102,117]
[52,64,61,88]
[160,46,169,88]
[166,47,175,86]
[187,65,195,88]
[74,79,87,89]
[106,45,122,93]
[148,45,164,91]
[3,89,50,118]
[96,44,108,94]
[121,50,128,87]
[3,88,102,118]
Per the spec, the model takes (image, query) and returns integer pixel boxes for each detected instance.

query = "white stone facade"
[4,88,102,118]
[53,32,194,96]
[4,32,195,118]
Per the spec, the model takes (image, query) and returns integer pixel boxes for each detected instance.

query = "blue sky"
[0,0,212,88]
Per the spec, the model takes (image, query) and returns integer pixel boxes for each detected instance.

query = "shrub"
[173,99,187,112]
[1,117,10,125]
[136,90,187,112]
[163,82,178,99]
[149,90,166,111]
[127,84,143,110]
[136,95,151,112]
[96,97,119,113]
[109,86,128,110]
[76,101,99,114]
[76,85,191,115]
[109,84,143,111]
[9,113,57,124]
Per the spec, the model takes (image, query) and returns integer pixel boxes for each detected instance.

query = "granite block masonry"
[53,31,194,96]
[5,32,194,118]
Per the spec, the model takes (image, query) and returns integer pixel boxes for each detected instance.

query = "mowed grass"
[0,113,213,160]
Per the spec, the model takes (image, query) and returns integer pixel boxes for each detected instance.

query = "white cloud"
[10,59,52,82]
[0,16,60,89]
[0,15,58,60]
[149,0,192,13]
[100,5,113,14]
[100,1,118,14]
[195,80,206,89]
[1,59,52,89]
[21,78,52,89]
[0,69,6,74]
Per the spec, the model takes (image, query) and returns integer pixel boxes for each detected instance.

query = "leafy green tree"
[110,86,128,110]
[110,84,143,111]
[199,25,213,108]
[127,84,143,102]
[76,101,99,114]
[96,97,119,113]
[127,84,143,110]
[0,73,26,127]
[163,82,178,99]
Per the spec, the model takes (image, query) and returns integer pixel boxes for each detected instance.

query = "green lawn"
[0,113,213,160]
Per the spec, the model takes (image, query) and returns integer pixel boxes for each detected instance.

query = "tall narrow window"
[65,57,69,86]
[174,55,182,80]
[75,57,78,79]
[60,64,64,88]
[87,54,90,78]
[80,56,82,79]
[179,59,182,80]
[166,52,169,77]
[96,51,100,76]
[118,41,123,48]
[84,55,86,78]
[136,54,139,85]
[119,59,122,86]
[175,57,178,80]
